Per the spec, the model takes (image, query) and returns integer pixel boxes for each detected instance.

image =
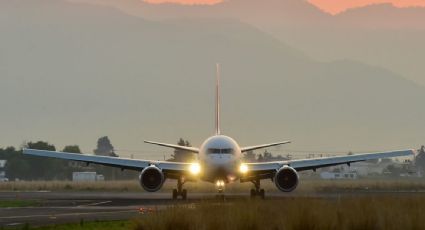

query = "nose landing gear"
[172,178,187,200]
[216,180,226,200]
[250,179,265,199]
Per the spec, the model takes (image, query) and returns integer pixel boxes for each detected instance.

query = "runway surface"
[1,190,424,228]
[0,191,186,227]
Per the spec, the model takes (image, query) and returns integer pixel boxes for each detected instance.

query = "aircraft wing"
[240,141,291,152]
[144,140,199,153]
[23,149,192,178]
[243,149,415,180]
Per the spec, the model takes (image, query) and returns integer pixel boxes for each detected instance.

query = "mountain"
[1,0,424,156]
[334,3,425,28]
[74,0,425,87]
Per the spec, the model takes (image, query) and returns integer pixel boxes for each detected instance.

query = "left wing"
[241,141,291,152]
[144,140,199,153]
[23,148,192,178]
[243,149,415,180]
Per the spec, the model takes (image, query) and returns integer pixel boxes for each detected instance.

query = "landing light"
[239,163,248,174]
[189,163,201,175]
[216,180,225,186]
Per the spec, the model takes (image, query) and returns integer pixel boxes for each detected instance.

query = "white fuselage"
[198,135,242,183]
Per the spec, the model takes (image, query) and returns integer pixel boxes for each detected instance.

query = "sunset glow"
[308,0,425,14]
[144,0,221,5]
[144,0,425,14]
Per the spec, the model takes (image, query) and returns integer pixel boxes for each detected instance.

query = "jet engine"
[274,166,299,192]
[139,166,164,192]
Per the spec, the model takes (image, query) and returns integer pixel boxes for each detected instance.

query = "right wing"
[23,148,193,179]
[144,140,199,153]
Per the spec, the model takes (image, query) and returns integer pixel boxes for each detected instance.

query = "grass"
[0,199,40,207]
[133,195,425,230]
[3,194,425,230]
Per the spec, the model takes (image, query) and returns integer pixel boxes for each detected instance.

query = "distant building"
[320,171,357,180]
[334,159,394,176]
[0,160,8,182]
[72,172,104,182]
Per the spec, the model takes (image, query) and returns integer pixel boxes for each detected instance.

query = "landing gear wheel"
[259,189,265,199]
[172,178,188,200]
[250,179,265,199]
[250,189,256,198]
[182,189,187,200]
[172,189,178,200]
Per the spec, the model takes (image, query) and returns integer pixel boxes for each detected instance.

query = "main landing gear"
[250,179,265,199]
[172,178,187,200]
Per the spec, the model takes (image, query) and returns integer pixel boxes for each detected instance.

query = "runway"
[0,191,246,227]
[0,191,171,227]
[1,190,424,228]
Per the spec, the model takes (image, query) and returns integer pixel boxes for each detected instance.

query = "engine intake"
[139,166,164,192]
[274,166,299,192]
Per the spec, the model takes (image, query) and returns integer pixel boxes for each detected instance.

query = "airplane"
[23,64,415,200]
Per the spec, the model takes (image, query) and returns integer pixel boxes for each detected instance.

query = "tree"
[94,136,117,157]
[170,138,195,162]
[93,136,123,180]
[243,150,256,162]
[22,141,69,180]
[26,141,56,151]
[62,145,81,153]
[256,149,289,162]
[263,150,273,160]
[257,150,273,162]
[415,145,425,175]
[62,145,84,171]
[1,147,30,180]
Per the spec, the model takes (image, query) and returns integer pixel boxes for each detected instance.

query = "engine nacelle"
[139,166,164,192]
[274,166,299,192]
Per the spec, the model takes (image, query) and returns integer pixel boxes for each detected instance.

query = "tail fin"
[215,63,221,135]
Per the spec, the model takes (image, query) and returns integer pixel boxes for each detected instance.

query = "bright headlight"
[189,163,201,175]
[239,164,248,174]
[216,180,225,186]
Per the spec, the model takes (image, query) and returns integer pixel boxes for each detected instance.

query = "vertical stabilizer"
[215,63,221,135]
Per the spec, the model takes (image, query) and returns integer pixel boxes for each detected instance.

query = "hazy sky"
[144,0,425,14]
[1,0,424,159]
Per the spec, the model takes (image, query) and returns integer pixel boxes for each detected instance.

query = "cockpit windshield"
[207,148,234,154]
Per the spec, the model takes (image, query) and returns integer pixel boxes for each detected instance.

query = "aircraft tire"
[172,189,178,200]
[259,189,265,199]
[250,189,256,198]
[182,189,187,200]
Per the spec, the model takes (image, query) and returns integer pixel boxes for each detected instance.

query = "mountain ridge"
[1,0,424,154]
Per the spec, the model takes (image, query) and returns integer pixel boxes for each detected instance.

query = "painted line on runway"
[79,200,112,207]
[0,210,136,220]
[5,223,23,226]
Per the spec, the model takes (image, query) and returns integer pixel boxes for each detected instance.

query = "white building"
[320,171,357,180]
[0,160,8,182]
[72,172,104,182]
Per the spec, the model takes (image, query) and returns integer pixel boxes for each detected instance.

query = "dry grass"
[133,195,425,230]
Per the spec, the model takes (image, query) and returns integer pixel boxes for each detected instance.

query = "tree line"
[0,136,291,181]
[0,136,138,181]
